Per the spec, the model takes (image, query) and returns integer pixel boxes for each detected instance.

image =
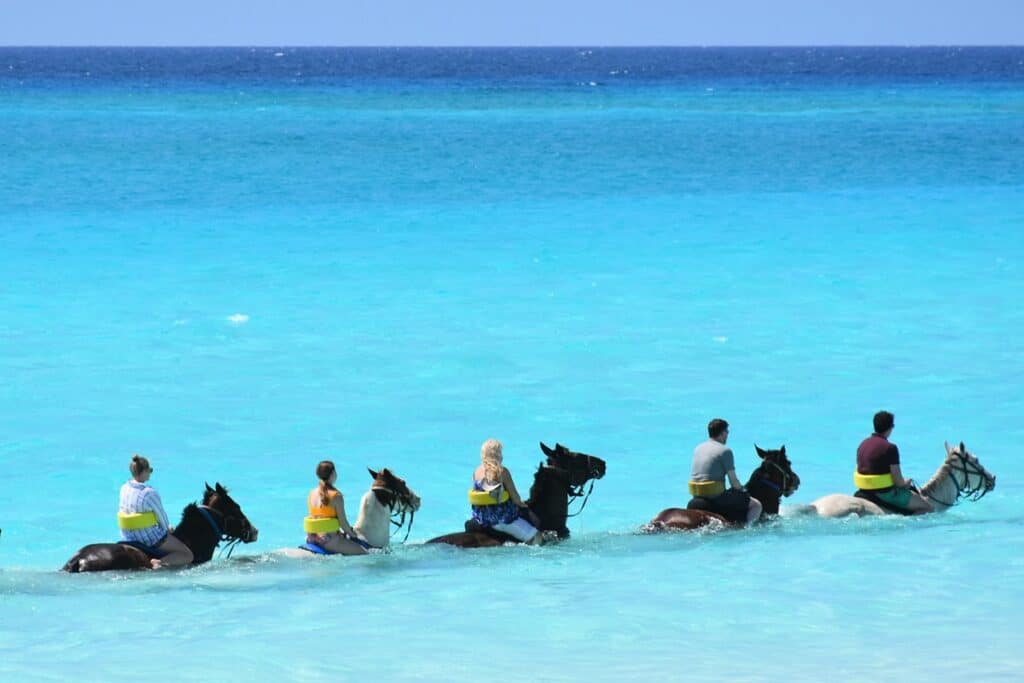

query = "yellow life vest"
[854,471,895,490]
[117,511,159,530]
[305,489,341,534]
[688,480,725,497]
[468,488,511,506]
[304,516,341,534]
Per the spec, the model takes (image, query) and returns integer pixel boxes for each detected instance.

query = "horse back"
[425,532,504,548]
[648,507,729,531]
[62,543,151,573]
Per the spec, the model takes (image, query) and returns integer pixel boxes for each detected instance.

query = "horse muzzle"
[243,526,259,543]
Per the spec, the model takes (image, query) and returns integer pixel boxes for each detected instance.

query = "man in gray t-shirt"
[687,418,763,524]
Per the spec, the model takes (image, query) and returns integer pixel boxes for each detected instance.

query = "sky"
[0,0,1021,46]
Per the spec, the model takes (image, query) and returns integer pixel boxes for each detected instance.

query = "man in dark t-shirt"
[855,411,933,514]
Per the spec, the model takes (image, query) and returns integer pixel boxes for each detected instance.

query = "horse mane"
[921,461,951,494]
[177,502,199,528]
[920,458,958,510]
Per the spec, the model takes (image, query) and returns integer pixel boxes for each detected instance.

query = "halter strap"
[197,505,224,538]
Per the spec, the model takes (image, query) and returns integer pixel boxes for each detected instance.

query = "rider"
[687,419,763,524]
[304,460,367,555]
[469,438,543,544]
[119,454,194,569]
[855,411,933,514]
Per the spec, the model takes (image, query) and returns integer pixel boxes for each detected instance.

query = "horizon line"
[2,43,1023,49]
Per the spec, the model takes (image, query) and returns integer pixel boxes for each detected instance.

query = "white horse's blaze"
[808,442,995,518]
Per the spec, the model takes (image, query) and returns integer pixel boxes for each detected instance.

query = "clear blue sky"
[1,0,1021,46]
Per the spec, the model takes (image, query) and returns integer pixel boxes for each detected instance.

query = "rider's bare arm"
[889,464,910,488]
[727,469,744,490]
[502,468,526,506]
[332,493,358,537]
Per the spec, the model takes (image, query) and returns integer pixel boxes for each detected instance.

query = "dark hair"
[316,460,337,507]
[873,411,895,434]
[129,454,151,478]
[708,419,729,439]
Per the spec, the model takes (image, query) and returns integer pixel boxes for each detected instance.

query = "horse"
[644,445,801,532]
[62,483,258,572]
[286,467,421,557]
[806,441,995,517]
[426,442,607,548]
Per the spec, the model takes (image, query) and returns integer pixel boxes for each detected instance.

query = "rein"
[565,478,595,518]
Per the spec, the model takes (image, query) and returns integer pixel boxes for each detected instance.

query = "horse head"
[753,444,800,497]
[746,445,800,517]
[942,441,996,501]
[529,442,606,538]
[203,482,258,543]
[539,441,606,488]
[368,467,422,513]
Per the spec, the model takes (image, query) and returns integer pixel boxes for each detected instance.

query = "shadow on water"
[3,511,1019,596]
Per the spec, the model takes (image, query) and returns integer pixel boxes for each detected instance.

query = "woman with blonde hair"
[304,460,367,555]
[469,438,542,544]
[118,454,194,569]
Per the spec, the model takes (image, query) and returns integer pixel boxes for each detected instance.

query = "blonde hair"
[480,439,504,484]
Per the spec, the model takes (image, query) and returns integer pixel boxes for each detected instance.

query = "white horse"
[807,441,995,517]
[281,467,421,557]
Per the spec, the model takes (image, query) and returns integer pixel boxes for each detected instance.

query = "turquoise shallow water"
[1,48,1023,681]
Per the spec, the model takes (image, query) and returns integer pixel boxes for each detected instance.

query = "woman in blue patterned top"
[119,454,194,568]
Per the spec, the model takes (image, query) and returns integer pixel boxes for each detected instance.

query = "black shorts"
[687,489,751,524]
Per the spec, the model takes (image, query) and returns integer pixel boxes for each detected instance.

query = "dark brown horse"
[645,445,800,532]
[427,442,606,548]
[63,483,258,572]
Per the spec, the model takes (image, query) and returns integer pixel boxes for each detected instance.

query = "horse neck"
[527,470,568,534]
[353,489,389,547]
[920,462,957,512]
[171,504,220,564]
[745,467,782,515]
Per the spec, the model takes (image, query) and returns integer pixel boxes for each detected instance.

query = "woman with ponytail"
[119,454,194,568]
[304,460,367,555]
[469,439,542,544]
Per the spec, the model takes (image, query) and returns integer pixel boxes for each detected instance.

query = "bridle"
[757,459,796,498]
[372,484,417,544]
[196,503,252,559]
[557,454,603,518]
[925,450,994,507]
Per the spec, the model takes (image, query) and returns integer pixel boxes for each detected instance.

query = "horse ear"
[944,441,952,455]
[780,445,786,455]
[205,482,214,493]
[959,441,966,454]
[215,482,225,494]
[540,442,554,457]
[368,467,379,479]
[755,445,767,459]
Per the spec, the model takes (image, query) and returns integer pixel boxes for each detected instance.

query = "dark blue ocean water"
[1,48,1023,682]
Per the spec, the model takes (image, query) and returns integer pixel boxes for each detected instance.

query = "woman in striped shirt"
[119,455,194,568]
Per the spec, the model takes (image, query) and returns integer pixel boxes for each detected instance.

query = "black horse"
[427,442,606,548]
[646,445,800,532]
[63,483,258,572]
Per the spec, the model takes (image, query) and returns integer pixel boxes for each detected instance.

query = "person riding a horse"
[854,411,933,515]
[469,439,543,545]
[118,454,193,568]
[304,460,369,555]
[687,419,763,525]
